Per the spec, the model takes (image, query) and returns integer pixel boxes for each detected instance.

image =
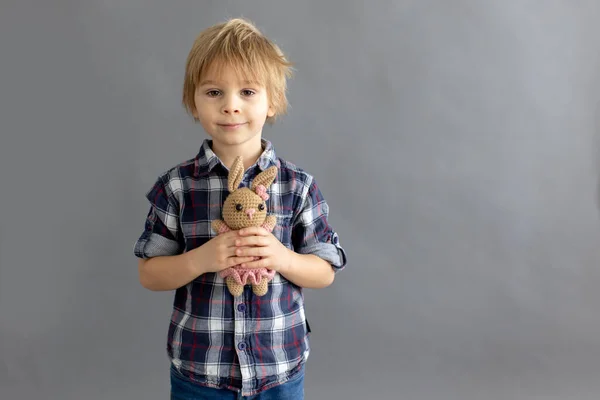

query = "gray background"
[1,0,600,399]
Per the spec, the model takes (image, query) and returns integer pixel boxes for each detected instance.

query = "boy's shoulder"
[274,156,315,187]
[158,156,197,180]
[148,155,198,197]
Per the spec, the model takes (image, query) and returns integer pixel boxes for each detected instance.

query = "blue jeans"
[170,366,305,400]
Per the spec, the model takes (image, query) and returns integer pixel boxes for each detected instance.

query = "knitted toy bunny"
[211,156,278,297]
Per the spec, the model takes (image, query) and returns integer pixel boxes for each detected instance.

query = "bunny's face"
[220,156,278,230]
[223,188,268,229]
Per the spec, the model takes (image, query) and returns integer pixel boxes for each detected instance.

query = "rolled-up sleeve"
[292,178,347,272]
[133,176,185,259]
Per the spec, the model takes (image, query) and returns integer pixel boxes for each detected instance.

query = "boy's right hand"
[188,231,257,274]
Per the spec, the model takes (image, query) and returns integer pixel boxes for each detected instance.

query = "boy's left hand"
[235,227,293,273]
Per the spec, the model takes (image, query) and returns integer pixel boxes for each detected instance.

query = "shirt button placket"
[234,299,248,371]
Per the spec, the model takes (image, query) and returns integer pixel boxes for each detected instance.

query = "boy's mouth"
[218,122,247,129]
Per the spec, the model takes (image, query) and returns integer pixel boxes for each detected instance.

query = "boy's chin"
[207,133,263,146]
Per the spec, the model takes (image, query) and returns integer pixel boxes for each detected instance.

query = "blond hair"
[182,18,293,124]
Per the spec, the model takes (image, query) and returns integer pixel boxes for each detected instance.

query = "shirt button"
[237,304,246,312]
[238,342,246,351]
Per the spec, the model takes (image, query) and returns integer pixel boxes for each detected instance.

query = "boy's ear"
[228,156,244,192]
[267,105,275,118]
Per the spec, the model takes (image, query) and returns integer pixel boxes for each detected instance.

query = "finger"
[217,231,243,248]
[235,246,268,257]
[240,258,269,269]
[231,245,244,256]
[227,256,256,267]
[225,230,243,242]
[238,227,268,237]
[235,236,269,247]
[217,239,237,251]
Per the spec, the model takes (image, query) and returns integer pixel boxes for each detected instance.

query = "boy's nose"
[222,97,241,114]
[245,209,255,219]
[222,106,240,114]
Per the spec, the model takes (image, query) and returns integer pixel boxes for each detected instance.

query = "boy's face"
[193,63,275,152]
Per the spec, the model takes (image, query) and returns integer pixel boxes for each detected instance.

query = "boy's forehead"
[199,62,263,86]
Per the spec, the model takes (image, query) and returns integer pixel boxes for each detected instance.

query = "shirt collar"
[194,138,278,177]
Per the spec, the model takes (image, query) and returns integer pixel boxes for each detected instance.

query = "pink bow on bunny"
[255,184,269,200]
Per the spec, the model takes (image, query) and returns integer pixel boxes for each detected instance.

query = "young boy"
[133,18,347,399]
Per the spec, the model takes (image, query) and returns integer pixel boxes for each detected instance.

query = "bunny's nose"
[245,209,256,219]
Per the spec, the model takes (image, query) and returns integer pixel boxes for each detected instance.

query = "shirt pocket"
[181,220,214,251]
[270,212,294,247]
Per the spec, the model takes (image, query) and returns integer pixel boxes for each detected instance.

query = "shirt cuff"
[134,232,183,259]
[297,242,347,272]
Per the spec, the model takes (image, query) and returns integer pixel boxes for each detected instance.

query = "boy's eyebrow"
[199,79,219,86]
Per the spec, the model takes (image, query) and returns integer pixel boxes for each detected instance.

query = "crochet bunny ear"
[228,156,244,192]
[251,165,278,191]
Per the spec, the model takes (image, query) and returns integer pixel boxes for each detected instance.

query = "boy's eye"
[206,90,221,97]
[241,89,255,97]
[235,204,243,211]
[258,204,265,211]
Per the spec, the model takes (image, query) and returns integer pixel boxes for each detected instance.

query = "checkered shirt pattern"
[133,138,347,396]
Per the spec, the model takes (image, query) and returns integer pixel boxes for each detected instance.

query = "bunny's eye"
[235,204,243,211]
[258,204,265,211]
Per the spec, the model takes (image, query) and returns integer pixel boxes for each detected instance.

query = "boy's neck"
[211,139,264,171]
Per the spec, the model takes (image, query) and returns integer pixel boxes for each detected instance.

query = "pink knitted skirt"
[219,266,275,285]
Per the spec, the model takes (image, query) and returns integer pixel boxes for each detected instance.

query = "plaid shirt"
[134,139,347,396]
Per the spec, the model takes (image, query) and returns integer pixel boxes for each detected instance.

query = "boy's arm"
[135,176,254,291]
[138,252,200,291]
[279,252,335,288]
[139,230,257,291]
[235,177,346,289]
[234,228,335,289]
[286,177,346,285]
[135,176,193,291]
